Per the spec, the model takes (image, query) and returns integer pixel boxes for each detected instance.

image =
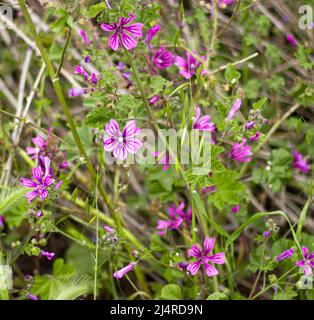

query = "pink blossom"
[68,87,87,97]
[149,95,160,105]
[232,205,240,213]
[103,119,142,160]
[0,215,5,228]
[152,47,173,70]
[245,121,255,130]
[250,131,262,142]
[27,294,39,300]
[263,230,271,238]
[41,250,55,261]
[218,0,235,7]
[276,248,295,262]
[79,30,90,46]
[296,246,314,275]
[174,51,207,79]
[292,148,310,174]
[145,25,160,43]
[26,130,51,159]
[286,34,298,48]
[227,99,242,120]
[100,15,144,51]
[192,107,216,132]
[230,138,252,163]
[187,237,225,277]
[114,263,136,280]
[20,157,54,203]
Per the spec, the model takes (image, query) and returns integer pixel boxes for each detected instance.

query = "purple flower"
[114,262,136,280]
[74,65,90,80]
[250,131,262,142]
[84,55,92,63]
[202,185,217,194]
[152,47,173,70]
[232,205,240,213]
[276,248,295,262]
[100,15,144,51]
[174,51,206,79]
[26,131,51,159]
[286,34,298,48]
[263,230,271,238]
[68,87,87,97]
[27,294,39,300]
[230,138,252,163]
[245,121,255,130]
[145,25,160,43]
[79,30,90,46]
[103,119,142,160]
[149,95,160,105]
[0,215,5,228]
[41,250,55,261]
[292,148,310,174]
[227,99,242,120]
[187,237,225,277]
[192,107,216,132]
[59,161,69,170]
[37,211,43,218]
[104,225,115,233]
[218,0,235,7]
[296,246,314,275]
[20,157,54,203]
[169,201,192,225]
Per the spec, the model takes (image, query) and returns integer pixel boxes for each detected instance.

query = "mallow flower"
[174,51,207,79]
[114,262,136,280]
[103,119,142,160]
[292,147,310,174]
[296,246,314,275]
[192,107,216,132]
[187,237,225,277]
[100,15,144,51]
[230,138,252,163]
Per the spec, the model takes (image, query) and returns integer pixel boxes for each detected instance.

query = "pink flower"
[250,131,262,142]
[103,119,142,160]
[149,95,160,105]
[27,294,39,300]
[41,250,55,261]
[0,215,5,228]
[218,0,235,7]
[26,130,51,159]
[169,201,192,225]
[145,25,160,43]
[174,51,206,79]
[292,148,310,174]
[245,121,255,130]
[192,107,216,131]
[231,204,240,213]
[230,138,252,163]
[286,34,298,48]
[296,246,314,275]
[74,66,98,84]
[263,230,271,238]
[20,157,54,203]
[68,87,87,97]
[276,248,295,262]
[104,225,115,233]
[152,47,173,70]
[187,237,225,277]
[227,99,242,120]
[79,30,90,46]
[100,15,144,51]
[114,263,136,280]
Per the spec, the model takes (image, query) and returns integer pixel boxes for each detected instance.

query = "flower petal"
[302,246,309,259]
[120,31,137,50]
[187,260,201,275]
[124,138,142,153]
[203,262,219,277]
[203,237,215,255]
[39,189,48,200]
[188,245,202,258]
[20,178,37,188]
[26,190,39,203]
[109,33,120,51]
[123,23,144,37]
[207,252,225,265]
[103,137,117,152]
[113,144,127,160]
[105,119,120,137]
[100,23,116,32]
[32,167,43,183]
[123,120,140,138]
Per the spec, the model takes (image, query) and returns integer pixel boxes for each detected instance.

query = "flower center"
[118,136,124,143]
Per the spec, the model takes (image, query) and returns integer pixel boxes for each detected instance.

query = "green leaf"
[85,107,114,129]
[149,76,170,95]
[85,3,108,18]
[253,97,267,110]
[296,197,311,238]
[207,292,228,300]
[224,64,241,85]
[160,284,182,300]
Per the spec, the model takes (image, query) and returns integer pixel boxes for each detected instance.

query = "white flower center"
[118,136,124,143]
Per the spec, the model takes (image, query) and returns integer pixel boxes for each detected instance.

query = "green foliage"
[160,284,182,300]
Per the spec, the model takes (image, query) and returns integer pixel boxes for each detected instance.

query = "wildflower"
[292,148,310,174]
[116,62,132,83]
[187,237,225,277]
[245,121,255,130]
[0,215,5,228]
[202,185,217,194]
[113,262,136,280]
[230,138,252,163]
[276,248,295,262]
[232,205,240,213]
[74,65,89,80]
[263,230,271,238]
[26,131,51,159]
[90,73,98,84]
[192,107,216,132]
[27,294,39,300]
[103,119,142,160]
[54,180,63,190]
[250,131,262,142]
[218,0,235,8]
[79,30,90,46]
[156,215,183,236]
[59,161,69,170]
[286,34,298,48]
[168,201,192,225]
[100,15,144,51]
[104,225,115,233]
[145,24,160,43]
[68,87,87,97]
[40,250,55,261]
[84,55,92,63]
[37,211,43,218]
[174,51,206,79]
[20,157,54,203]
[296,246,314,275]
[149,95,160,105]
[227,98,242,120]
[152,47,173,70]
